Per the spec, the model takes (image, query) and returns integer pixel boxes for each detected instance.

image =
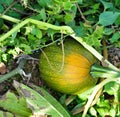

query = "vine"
[0,14,120,117]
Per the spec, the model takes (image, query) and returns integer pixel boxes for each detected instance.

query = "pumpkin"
[39,38,98,94]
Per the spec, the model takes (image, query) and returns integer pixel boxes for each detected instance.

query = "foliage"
[0,81,70,117]
[0,0,120,116]
[0,0,120,62]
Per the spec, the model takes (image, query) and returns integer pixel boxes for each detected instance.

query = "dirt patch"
[108,47,120,68]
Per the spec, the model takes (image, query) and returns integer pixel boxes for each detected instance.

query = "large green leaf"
[0,91,32,117]
[99,11,120,26]
[13,81,71,117]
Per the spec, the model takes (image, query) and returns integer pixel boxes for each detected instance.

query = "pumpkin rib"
[40,60,91,70]
[40,53,92,69]
[63,39,97,64]
[40,59,91,72]
[66,54,91,68]
[40,63,90,78]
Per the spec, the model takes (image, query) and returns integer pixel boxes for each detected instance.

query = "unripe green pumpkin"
[39,39,98,94]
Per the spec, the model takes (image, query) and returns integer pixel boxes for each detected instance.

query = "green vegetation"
[0,0,120,117]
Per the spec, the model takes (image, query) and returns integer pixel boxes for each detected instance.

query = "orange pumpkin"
[39,38,98,94]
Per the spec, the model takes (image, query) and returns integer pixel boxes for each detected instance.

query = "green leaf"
[46,28,59,41]
[8,49,18,56]
[2,53,9,62]
[11,31,18,40]
[114,41,120,47]
[0,91,32,117]
[28,34,37,41]
[64,13,74,23]
[30,84,71,117]
[0,0,13,5]
[100,0,113,10]
[89,107,97,117]
[103,28,114,35]
[114,0,120,7]
[97,98,110,109]
[6,11,21,19]
[115,15,120,25]
[109,32,120,43]
[104,82,120,95]
[84,26,103,47]
[6,4,24,19]
[97,108,110,117]
[99,11,120,26]
[13,81,71,117]
[77,87,93,101]
[63,2,73,11]
[77,0,83,4]
[19,44,31,53]
[36,0,53,8]
[96,104,116,117]
[40,8,46,21]
[31,27,42,39]
[0,5,4,13]
[36,28,42,39]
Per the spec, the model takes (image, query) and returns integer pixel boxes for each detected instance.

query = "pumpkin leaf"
[19,44,31,54]
[13,81,71,117]
[103,28,114,35]
[39,8,46,21]
[96,96,116,117]
[0,91,32,117]
[89,107,97,117]
[104,82,120,95]
[63,1,73,11]
[100,0,113,10]
[36,0,53,8]
[84,26,103,47]
[109,32,120,43]
[31,27,42,39]
[29,84,71,117]
[99,11,120,26]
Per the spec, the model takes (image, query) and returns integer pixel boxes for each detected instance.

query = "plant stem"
[75,3,88,23]
[0,59,26,83]
[0,17,74,42]
[90,64,120,79]
[0,14,20,23]
[0,67,21,83]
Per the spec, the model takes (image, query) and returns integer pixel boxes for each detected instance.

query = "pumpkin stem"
[90,64,120,79]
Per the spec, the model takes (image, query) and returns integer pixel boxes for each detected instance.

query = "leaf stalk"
[90,64,120,79]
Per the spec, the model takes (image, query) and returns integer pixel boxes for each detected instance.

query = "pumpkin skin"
[39,39,98,94]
